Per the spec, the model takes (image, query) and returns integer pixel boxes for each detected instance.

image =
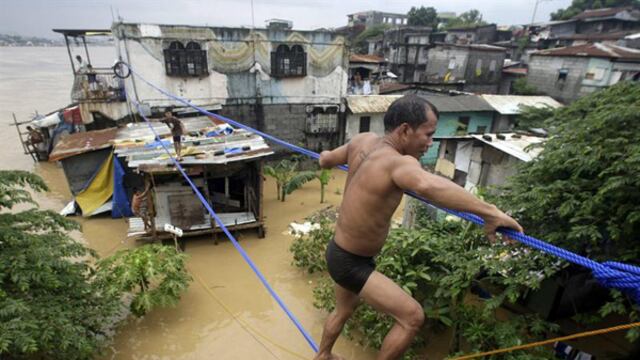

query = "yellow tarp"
[75,152,114,216]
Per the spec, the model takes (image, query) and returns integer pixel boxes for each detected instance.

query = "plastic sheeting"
[32,112,62,128]
[75,152,114,216]
[111,157,133,218]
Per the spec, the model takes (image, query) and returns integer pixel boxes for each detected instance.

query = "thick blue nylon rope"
[123,89,320,353]
[124,64,640,304]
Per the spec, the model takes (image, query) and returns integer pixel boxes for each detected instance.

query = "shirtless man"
[314,95,523,360]
[160,107,186,160]
[131,183,152,231]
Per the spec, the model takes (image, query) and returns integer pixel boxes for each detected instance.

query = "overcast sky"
[1,0,573,38]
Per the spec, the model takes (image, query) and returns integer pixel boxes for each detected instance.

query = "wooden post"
[13,113,37,162]
[257,161,265,238]
[148,173,158,242]
[202,166,218,245]
[13,113,28,155]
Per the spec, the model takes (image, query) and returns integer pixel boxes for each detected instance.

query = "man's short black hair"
[164,106,175,114]
[383,95,439,133]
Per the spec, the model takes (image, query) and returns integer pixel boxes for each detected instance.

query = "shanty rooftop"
[49,115,273,170]
[113,116,273,172]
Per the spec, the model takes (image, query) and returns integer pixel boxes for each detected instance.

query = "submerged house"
[113,116,273,240]
[112,21,349,153]
[49,127,120,217]
[50,115,272,240]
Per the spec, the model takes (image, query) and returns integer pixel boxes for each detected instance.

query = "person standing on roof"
[160,106,186,161]
[314,95,523,360]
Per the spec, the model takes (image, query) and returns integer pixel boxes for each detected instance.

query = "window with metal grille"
[306,108,338,133]
[163,41,209,77]
[271,44,307,77]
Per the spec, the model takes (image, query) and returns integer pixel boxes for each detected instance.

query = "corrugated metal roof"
[557,30,637,41]
[531,43,640,60]
[502,68,528,75]
[572,6,634,20]
[49,127,118,161]
[346,95,403,114]
[426,95,495,113]
[113,115,273,170]
[433,43,507,52]
[350,54,386,63]
[471,133,544,162]
[346,94,495,114]
[480,95,563,115]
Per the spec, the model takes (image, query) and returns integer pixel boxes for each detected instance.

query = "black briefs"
[325,239,376,294]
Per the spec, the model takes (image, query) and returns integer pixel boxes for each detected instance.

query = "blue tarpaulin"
[112,157,132,218]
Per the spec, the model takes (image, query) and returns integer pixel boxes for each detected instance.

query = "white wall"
[345,113,385,141]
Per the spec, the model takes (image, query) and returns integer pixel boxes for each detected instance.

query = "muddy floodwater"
[1,46,417,359]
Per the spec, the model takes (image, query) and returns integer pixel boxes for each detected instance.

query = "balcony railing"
[71,67,125,102]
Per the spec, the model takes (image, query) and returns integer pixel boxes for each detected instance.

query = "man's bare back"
[335,133,407,257]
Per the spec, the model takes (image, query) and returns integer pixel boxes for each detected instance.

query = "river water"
[0,46,386,360]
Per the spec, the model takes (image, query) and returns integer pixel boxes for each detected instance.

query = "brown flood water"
[0,46,419,360]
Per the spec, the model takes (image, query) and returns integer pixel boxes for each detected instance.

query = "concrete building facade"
[347,11,408,28]
[383,27,433,83]
[425,43,507,94]
[527,43,640,103]
[112,22,349,151]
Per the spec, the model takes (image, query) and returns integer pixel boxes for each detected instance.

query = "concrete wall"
[222,103,338,149]
[425,46,469,82]
[345,113,385,141]
[550,22,577,37]
[436,139,525,190]
[114,23,348,108]
[383,27,432,83]
[426,46,504,93]
[482,146,522,187]
[527,55,589,103]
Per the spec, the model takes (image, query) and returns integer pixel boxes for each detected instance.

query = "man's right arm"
[391,156,523,242]
[319,143,349,169]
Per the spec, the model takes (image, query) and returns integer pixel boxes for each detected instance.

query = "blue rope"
[124,64,640,304]
[123,87,319,353]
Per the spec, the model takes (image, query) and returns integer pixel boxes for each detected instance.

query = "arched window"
[271,44,307,77]
[164,41,185,76]
[163,41,208,77]
[185,41,207,76]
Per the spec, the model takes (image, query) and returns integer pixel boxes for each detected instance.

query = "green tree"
[264,159,317,202]
[317,168,332,204]
[493,82,640,261]
[96,244,192,317]
[445,9,488,29]
[551,0,639,20]
[491,82,640,342]
[0,171,120,359]
[514,104,555,130]
[512,78,541,96]
[407,6,438,28]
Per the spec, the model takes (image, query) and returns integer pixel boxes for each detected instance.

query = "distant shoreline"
[0,44,113,48]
